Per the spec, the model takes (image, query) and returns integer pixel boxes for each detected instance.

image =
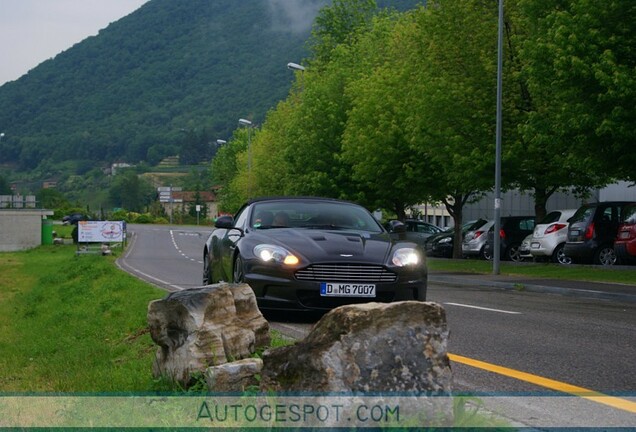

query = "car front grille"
[295,264,397,283]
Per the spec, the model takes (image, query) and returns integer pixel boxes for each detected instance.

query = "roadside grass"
[52,224,74,239]
[0,245,165,391]
[0,245,292,392]
[428,258,636,285]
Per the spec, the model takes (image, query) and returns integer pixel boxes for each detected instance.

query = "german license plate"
[570,230,580,237]
[620,231,630,239]
[320,282,376,297]
[531,242,541,249]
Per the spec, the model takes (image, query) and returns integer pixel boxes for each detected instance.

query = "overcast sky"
[0,0,149,86]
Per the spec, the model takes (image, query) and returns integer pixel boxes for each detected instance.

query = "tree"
[404,1,501,257]
[310,0,377,63]
[0,175,11,195]
[501,0,624,221]
[36,188,70,210]
[188,188,209,220]
[211,129,249,213]
[108,170,155,212]
[341,12,443,219]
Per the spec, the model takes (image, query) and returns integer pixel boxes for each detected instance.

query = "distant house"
[160,190,218,220]
[111,162,134,176]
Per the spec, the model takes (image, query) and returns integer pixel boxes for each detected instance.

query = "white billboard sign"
[78,221,125,243]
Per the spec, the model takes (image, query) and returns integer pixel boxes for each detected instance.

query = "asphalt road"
[118,224,636,428]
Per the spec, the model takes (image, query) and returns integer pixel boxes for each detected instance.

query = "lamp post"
[0,133,5,142]
[287,62,305,72]
[216,139,227,147]
[493,0,504,275]
[238,118,253,198]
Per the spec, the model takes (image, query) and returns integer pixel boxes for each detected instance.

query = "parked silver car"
[529,209,577,264]
[462,220,493,259]
[519,233,534,261]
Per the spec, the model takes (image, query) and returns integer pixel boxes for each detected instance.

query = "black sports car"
[203,197,428,311]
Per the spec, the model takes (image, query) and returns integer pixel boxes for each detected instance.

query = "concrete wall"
[0,210,54,252]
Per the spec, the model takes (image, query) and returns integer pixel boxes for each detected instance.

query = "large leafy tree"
[310,0,377,63]
[508,0,635,219]
[406,1,502,257]
[252,0,384,203]
[341,12,443,219]
[524,0,636,183]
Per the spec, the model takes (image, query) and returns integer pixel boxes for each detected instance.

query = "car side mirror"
[215,215,235,229]
[387,220,406,233]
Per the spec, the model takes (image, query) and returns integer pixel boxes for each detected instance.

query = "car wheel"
[482,247,493,261]
[506,244,524,262]
[552,243,572,265]
[202,253,212,285]
[594,246,617,266]
[233,254,245,283]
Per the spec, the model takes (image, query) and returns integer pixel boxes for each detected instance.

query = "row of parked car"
[402,201,636,266]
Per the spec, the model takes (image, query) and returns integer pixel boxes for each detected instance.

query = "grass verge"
[0,245,291,392]
[0,245,165,391]
[428,258,636,285]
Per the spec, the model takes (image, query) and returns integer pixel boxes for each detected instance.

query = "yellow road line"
[449,353,636,414]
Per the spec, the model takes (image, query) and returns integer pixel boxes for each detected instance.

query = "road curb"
[429,275,636,304]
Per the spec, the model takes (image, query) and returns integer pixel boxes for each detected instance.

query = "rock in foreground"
[260,301,451,393]
[147,283,270,385]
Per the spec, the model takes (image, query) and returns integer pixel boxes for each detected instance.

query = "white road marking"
[170,229,203,264]
[117,229,185,291]
[444,302,521,315]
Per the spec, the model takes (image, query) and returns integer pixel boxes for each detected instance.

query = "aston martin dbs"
[202,197,427,311]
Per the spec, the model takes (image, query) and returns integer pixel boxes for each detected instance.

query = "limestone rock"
[205,358,263,392]
[260,301,452,393]
[148,283,270,385]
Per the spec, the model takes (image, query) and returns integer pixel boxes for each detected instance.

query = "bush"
[134,214,153,224]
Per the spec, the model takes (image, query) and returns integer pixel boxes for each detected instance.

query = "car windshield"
[466,219,487,232]
[250,200,384,233]
[570,206,595,224]
[539,211,562,225]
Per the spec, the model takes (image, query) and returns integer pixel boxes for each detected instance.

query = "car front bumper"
[244,260,427,311]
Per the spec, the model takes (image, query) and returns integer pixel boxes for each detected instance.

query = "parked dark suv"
[564,201,634,265]
[483,216,536,262]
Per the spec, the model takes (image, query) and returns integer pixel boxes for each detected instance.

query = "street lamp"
[216,139,227,147]
[0,133,5,141]
[238,119,254,198]
[287,62,305,72]
[493,0,504,275]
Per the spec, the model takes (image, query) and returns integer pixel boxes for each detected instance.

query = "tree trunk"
[533,187,558,222]
[443,194,465,259]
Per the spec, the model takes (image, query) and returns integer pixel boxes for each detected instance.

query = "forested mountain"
[0,0,421,178]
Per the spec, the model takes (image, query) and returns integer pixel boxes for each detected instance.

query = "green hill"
[0,0,422,186]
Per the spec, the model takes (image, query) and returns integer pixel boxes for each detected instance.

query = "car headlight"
[392,248,421,267]
[438,237,452,244]
[254,244,299,266]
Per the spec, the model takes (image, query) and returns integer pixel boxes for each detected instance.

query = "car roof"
[247,196,357,205]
